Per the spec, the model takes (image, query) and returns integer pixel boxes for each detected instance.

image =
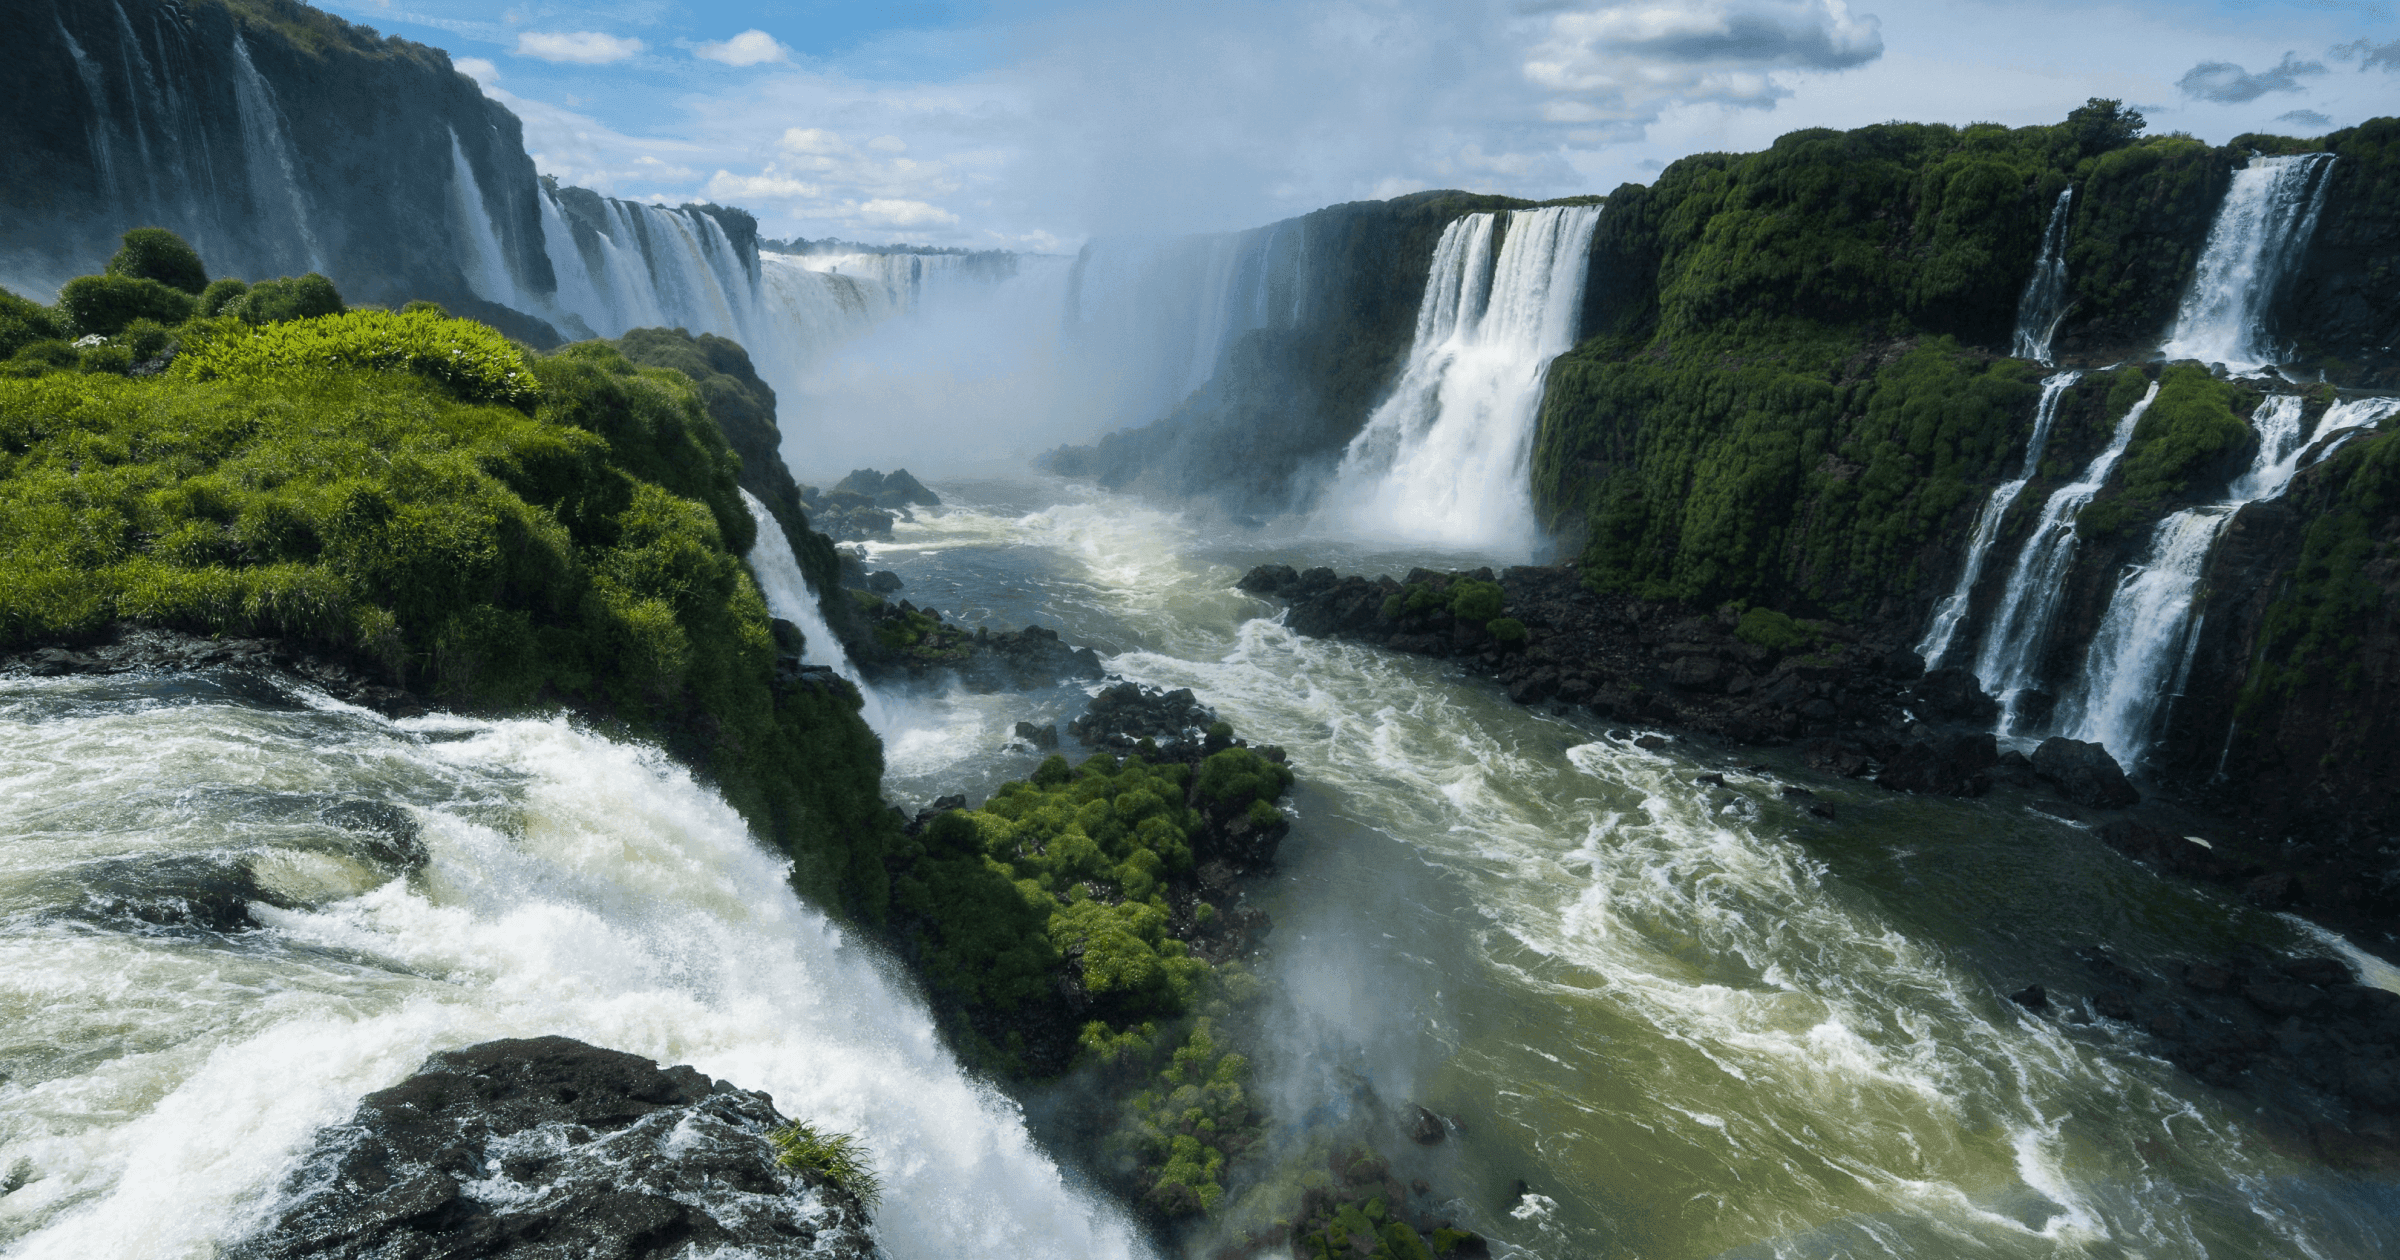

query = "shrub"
[105,228,208,295]
[78,342,135,375]
[1734,607,1816,652]
[4,339,78,378]
[228,273,346,324]
[176,307,539,410]
[0,288,66,359]
[1486,616,1528,645]
[57,273,197,337]
[769,1122,882,1210]
[119,319,174,363]
[1446,579,1504,623]
[198,278,250,318]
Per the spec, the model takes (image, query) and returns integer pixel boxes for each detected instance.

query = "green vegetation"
[106,227,209,295]
[2080,362,2255,535]
[0,229,898,921]
[1107,1019,1261,1216]
[1735,606,1817,652]
[2241,425,2400,710]
[1379,577,1506,625]
[769,1121,883,1211]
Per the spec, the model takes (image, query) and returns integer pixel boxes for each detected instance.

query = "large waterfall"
[1317,205,1603,556]
[2012,189,2074,363]
[1971,381,2159,735]
[0,673,1151,1259]
[2156,153,2335,370]
[2056,394,2400,764]
[1065,219,1312,427]
[1916,371,2082,669]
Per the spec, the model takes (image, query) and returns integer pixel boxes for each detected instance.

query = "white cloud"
[453,56,498,85]
[1523,1,1883,132]
[695,30,789,67]
[780,128,852,156]
[868,135,909,153]
[857,199,959,227]
[514,31,645,65]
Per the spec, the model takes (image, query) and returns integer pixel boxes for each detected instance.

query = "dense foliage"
[0,231,898,917]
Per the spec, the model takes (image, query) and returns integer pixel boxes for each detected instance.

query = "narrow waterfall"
[226,34,321,274]
[2157,153,2335,370]
[445,128,522,310]
[740,489,890,730]
[0,674,1149,1259]
[2013,188,2074,363]
[1971,380,2160,734]
[2054,395,2399,763]
[1318,204,1603,556]
[1916,370,2082,669]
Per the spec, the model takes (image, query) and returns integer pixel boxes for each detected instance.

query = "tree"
[105,228,209,295]
[2064,98,2146,157]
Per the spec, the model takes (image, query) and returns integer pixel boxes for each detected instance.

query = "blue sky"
[322,1,2400,249]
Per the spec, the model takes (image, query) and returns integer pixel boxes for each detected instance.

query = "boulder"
[1874,731,1997,797]
[1070,682,1220,752]
[1909,666,1999,723]
[230,1036,876,1260]
[2030,738,2139,808]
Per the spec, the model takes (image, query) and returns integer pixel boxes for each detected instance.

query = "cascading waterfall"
[1972,381,2159,735]
[2157,153,2335,370]
[226,34,322,274]
[1318,205,1602,556]
[445,129,523,311]
[2013,188,2074,363]
[2055,394,2400,761]
[0,675,1150,1259]
[1066,219,1311,422]
[738,489,891,731]
[1916,371,2082,669]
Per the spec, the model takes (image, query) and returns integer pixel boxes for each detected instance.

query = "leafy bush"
[1486,616,1527,645]
[1446,579,1503,623]
[1734,607,1816,652]
[1110,1020,1259,1216]
[105,228,209,295]
[227,273,346,324]
[176,307,539,410]
[769,1121,882,1211]
[57,273,197,337]
[0,288,66,359]
[2080,362,2252,535]
[198,278,250,318]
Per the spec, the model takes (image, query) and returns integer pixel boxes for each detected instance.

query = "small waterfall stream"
[1971,381,2159,735]
[2157,153,2335,370]
[2052,394,2400,762]
[2013,188,2075,363]
[1917,371,2081,669]
[226,33,321,275]
[1319,205,1602,557]
[737,490,892,738]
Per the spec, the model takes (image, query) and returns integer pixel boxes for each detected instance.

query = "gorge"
[7,3,2400,1259]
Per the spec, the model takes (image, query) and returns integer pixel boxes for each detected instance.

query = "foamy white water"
[1319,206,1602,558]
[1916,371,2081,670]
[2013,188,2074,364]
[0,678,1150,1260]
[2157,153,2335,371]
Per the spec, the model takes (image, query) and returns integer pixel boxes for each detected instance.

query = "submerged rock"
[231,1036,878,1260]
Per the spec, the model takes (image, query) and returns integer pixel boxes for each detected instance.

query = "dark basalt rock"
[1069,682,1219,753]
[1910,667,1999,724]
[1013,720,1060,749]
[833,468,941,510]
[1875,730,1998,797]
[800,487,898,542]
[0,625,424,718]
[2030,737,2140,809]
[850,597,1104,692]
[231,1036,877,1260]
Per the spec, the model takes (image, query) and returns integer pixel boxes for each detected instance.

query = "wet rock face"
[0,626,423,717]
[2030,737,2140,808]
[232,1036,877,1260]
[1069,682,1221,753]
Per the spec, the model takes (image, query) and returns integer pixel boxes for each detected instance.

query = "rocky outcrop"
[0,624,423,716]
[802,469,940,542]
[232,1036,878,1260]
[1068,681,1224,754]
[2031,737,2141,808]
[850,594,1105,692]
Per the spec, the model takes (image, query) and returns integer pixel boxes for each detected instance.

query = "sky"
[323,1,2400,250]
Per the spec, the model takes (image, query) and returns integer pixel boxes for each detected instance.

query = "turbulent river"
[6,474,2399,1258]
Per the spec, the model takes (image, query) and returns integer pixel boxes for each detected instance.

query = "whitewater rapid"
[0,675,1150,1259]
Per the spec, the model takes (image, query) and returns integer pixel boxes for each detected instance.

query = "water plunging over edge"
[1318,205,1602,557]
[737,489,892,732]
[1916,371,2082,669]
[2013,188,2074,364]
[1971,380,2159,738]
[2157,154,2335,371]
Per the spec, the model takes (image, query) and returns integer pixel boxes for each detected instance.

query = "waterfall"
[1317,205,1603,556]
[1064,220,1311,424]
[0,673,1150,1259]
[57,20,122,222]
[445,129,522,309]
[2013,188,2074,363]
[2053,395,2397,763]
[740,489,890,731]
[2157,153,2335,370]
[1916,370,2082,669]
[1971,380,2160,734]
[227,34,322,273]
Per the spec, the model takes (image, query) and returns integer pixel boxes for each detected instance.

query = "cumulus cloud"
[694,30,789,66]
[453,56,498,85]
[515,31,645,65]
[2276,108,2333,128]
[2330,37,2400,71]
[2176,51,2325,102]
[1524,0,1883,132]
[858,199,959,227]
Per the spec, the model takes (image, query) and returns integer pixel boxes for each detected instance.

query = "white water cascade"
[1318,205,1603,556]
[1917,371,2082,669]
[2157,153,2335,371]
[446,129,523,312]
[2055,395,2400,761]
[1065,218,1312,426]
[226,33,322,274]
[2013,188,2075,363]
[1972,381,2160,735]
[737,489,894,732]
[0,674,1151,1259]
